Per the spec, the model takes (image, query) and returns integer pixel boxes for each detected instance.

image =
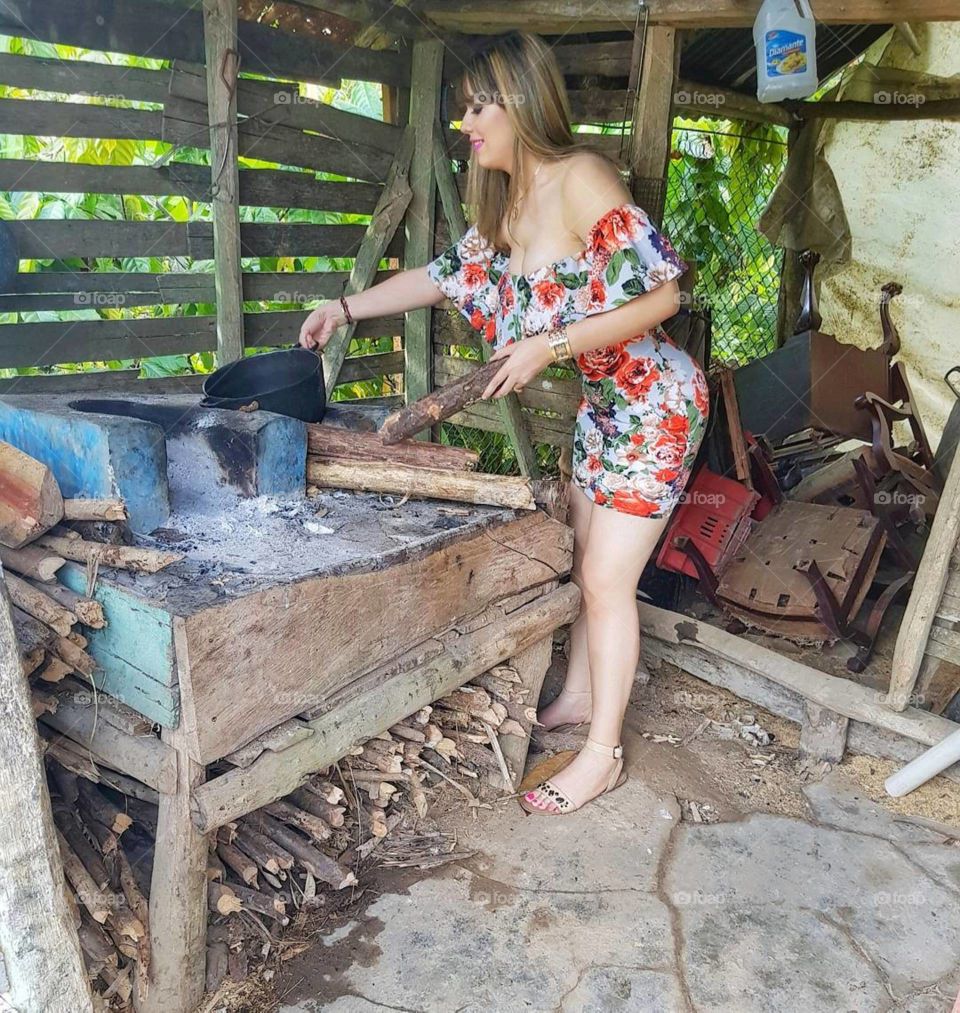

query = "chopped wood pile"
[306,422,561,514]
[42,659,536,1008]
[0,439,181,714]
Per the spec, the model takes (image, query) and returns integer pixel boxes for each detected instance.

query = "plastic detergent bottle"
[754,0,819,102]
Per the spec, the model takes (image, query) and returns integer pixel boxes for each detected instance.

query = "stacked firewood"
[305,422,565,515]
[40,658,537,1007]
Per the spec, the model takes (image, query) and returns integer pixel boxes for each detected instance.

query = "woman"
[300,32,708,817]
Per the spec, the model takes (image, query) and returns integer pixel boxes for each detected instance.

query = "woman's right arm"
[298,266,445,351]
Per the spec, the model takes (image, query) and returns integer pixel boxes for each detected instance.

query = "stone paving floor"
[277,767,960,1013]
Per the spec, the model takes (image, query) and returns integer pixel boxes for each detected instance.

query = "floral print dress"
[426,203,709,519]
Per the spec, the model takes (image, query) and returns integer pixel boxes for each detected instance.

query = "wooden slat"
[891,453,960,710]
[0,98,163,141]
[1,270,398,312]
[203,0,244,366]
[163,94,393,183]
[335,350,405,385]
[168,59,401,157]
[0,0,409,87]
[0,313,403,368]
[0,160,382,212]
[447,400,574,448]
[0,372,207,395]
[403,39,444,416]
[4,219,402,259]
[322,128,415,393]
[0,51,169,103]
[432,119,540,478]
[442,41,633,81]
[422,1,959,31]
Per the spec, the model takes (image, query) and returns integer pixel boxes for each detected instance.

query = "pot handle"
[199,395,228,408]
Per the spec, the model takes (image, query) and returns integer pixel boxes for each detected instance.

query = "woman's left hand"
[480,334,554,400]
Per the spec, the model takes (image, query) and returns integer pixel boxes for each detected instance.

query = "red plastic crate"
[656,468,760,579]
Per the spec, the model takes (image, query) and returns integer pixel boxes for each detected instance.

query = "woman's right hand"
[299,301,347,352]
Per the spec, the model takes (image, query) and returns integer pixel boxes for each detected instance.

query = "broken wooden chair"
[659,368,910,671]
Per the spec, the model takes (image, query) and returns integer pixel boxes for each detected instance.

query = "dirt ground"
[197,656,960,1013]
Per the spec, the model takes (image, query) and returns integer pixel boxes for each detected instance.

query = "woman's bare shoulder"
[560,152,632,241]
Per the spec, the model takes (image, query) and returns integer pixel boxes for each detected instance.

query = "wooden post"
[203,0,244,365]
[433,122,541,478]
[403,39,445,432]
[492,633,554,790]
[138,727,207,1013]
[322,128,415,395]
[0,573,92,1011]
[628,25,679,226]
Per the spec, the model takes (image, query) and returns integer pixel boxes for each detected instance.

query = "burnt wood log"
[379,359,502,444]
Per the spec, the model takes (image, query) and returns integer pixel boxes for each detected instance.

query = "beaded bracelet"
[339,292,354,326]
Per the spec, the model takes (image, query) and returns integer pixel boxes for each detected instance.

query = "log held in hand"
[379,359,503,445]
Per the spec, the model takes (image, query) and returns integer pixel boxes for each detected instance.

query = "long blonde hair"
[455,32,619,253]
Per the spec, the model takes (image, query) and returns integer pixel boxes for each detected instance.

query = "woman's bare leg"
[523,505,668,811]
[536,483,594,730]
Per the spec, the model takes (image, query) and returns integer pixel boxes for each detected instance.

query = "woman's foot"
[537,687,592,732]
[521,739,624,814]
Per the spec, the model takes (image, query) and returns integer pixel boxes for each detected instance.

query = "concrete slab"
[277,764,960,1013]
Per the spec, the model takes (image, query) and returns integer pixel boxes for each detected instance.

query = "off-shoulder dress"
[426,203,709,519]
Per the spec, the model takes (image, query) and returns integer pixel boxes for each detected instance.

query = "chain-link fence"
[439,118,789,476]
[663,121,787,366]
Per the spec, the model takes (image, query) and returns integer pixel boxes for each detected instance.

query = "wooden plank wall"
[0,0,411,402]
[1,4,637,433]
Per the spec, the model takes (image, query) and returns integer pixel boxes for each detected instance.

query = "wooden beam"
[786,96,960,121]
[190,582,580,832]
[642,635,960,784]
[637,603,960,748]
[418,1,960,31]
[140,726,208,1013]
[629,26,679,226]
[403,38,445,425]
[674,78,797,128]
[432,121,541,478]
[0,581,91,1010]
[203,0,244,366]
[321,127,415,394]
[891,449,960,711]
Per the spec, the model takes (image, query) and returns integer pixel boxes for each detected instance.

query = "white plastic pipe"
[885,727,960,797]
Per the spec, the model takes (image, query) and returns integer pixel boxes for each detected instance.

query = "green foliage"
[664,117,788,364]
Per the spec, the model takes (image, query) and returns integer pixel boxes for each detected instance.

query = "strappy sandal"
[519,738,628,816]
[538,688,592,734]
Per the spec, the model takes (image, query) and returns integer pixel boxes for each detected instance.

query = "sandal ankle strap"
[585,738,623,759]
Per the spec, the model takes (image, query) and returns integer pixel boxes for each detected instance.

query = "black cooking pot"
[200,347,326,423]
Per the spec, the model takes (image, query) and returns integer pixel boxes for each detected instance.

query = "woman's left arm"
[480,281,680,400]
[481,153,680,401]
